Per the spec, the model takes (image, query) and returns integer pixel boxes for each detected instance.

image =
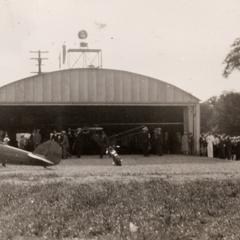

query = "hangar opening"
[0,105,184,154]
[0,68,200,154]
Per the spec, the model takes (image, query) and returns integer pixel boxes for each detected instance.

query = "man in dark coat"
[153,128,163,156]
[61,131,70,159]
[32,129,42,150]
[225,136,232,160]
[93,130,109,158]
[140,127,151,156]
[67,128,75,155]
[74,128,84,158]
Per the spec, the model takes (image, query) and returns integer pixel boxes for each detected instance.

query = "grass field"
[1,155,240,184]
[1,155,240,240]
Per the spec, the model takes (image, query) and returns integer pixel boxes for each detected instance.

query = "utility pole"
[30,50,48,74]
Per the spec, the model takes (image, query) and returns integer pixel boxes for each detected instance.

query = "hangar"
[0,68,200,153]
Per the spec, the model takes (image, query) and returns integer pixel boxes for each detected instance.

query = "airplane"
[0,140,62,168]
[0,126,146,168]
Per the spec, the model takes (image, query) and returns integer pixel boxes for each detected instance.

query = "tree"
[200,96,217,133]
[214,92,240,135]
[200,92,240,135]
[223,38,240,77]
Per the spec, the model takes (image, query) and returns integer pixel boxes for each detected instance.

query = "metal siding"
[166,84,174,102]
[61,70,70,102]
[54,72,62,102]
[148,79,158,102]
[70,70,79,102]
[34,76,43,102]
[24,78,32,102]
[113,71,123,102]
[183,93,191,103]
[113,71,121,102]
[0,69,199,105]
[174,89,184,102]
[78,69,88,102]
[157,82,167,102]
[0,88,6,102]
[42,73,52,102]
[15,81,25,102]
[131,74,140,102]
[88,70,97,102]
[105,70,114,102]
[6,85,15,102]
[140,77,148,102]
[122,73,131,103]
[96,70,106,102]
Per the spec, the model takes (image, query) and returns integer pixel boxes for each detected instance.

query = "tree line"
[201,37,240,135]
[201,92,240,135]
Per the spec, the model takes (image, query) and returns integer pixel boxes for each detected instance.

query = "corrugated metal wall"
[0,69,199,104]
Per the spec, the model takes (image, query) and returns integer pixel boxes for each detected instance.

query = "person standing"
[19,135,25,149]
[3,132,10,145]
[164,131,170,154]
[0,130,5,142]
[32,129,42,149]
[153,128,163,156]
[231,137,238,160]
[74,128,84,158]
[188,133,194,155]
[61,131,70,159]
[141,127,151,156]
[50,130,58,142]
[213,134,220,158]
[97,130,109,159]
[199,134,206,156]
[225,135,232,160]
[67,128,75,155]
[218,135,226,159]
[181,132,189,155]
[236,137,240,160]
[206,133,215,158]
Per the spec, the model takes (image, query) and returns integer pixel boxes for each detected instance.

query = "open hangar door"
[0,105,184,154]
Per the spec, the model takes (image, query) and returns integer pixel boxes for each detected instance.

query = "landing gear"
[2,160,6,167]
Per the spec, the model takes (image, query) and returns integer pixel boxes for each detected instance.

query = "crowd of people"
[49,128,108,159]
[0,129,42,151]
[2,127,240,160]
[0,127,182,158]
[199,133,240,160]
[0,127,109,159]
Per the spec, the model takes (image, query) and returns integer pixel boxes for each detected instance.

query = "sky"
[0,0,240,102]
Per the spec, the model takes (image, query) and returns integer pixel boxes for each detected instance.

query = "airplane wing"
[0,143,55,167]
[28,152,54,165]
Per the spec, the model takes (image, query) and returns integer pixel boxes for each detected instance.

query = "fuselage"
[0,143,54,167]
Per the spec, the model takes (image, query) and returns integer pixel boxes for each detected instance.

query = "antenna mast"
[30,50,48,74]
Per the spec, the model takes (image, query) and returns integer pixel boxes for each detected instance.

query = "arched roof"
[0,68,199,105]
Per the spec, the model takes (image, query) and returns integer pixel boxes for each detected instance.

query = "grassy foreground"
[1,179,240,240]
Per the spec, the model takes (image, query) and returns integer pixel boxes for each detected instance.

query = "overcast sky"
[0,0,240,101]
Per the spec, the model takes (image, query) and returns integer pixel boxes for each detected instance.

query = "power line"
[30,50,48,75]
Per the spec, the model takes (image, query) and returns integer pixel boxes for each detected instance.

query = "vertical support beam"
[187,106,194,134]
[183,106,188,133]
[194,103,200,154]
[184,105,200,154]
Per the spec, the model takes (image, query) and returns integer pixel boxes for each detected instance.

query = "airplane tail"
[33,140,62,165]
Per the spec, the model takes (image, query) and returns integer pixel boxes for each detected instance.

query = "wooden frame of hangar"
[0,68,200,153]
